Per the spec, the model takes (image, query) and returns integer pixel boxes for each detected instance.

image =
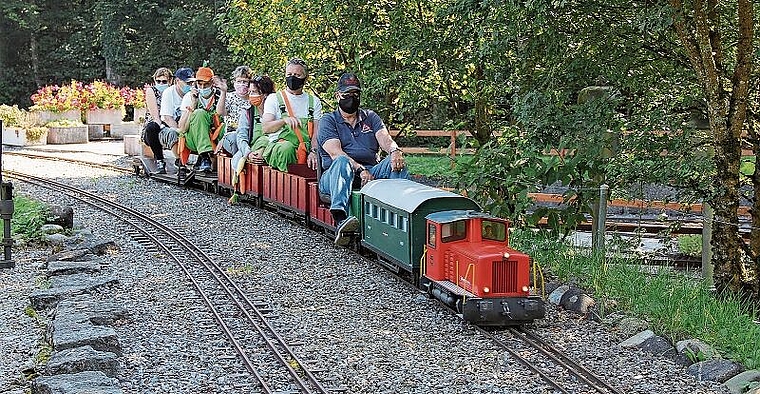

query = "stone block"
[47,260,102,276]
[86,108,123,125]
[2,126,47,146]
[687,359,745,383]
[109,122,140,139]
[725,370,760,394]
[32,371,122,394]
[56,296,130,326]
[47,126,88,144]
[88,124,105,140]
[52,321,121,354]
[45,346,120,377]
[124,135,152,157]
[29,274,118,309]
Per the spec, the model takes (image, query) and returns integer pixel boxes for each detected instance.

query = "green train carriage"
[358,179,480,273]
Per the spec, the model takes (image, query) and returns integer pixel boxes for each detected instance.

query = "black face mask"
[339,96,360,114]
[286,76,306,91]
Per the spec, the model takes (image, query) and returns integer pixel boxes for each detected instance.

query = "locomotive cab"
[420,210,545,326]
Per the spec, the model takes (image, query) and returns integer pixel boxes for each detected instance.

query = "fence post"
[593,184,609,254]
[450,130,456,169]
[701,203,713,288]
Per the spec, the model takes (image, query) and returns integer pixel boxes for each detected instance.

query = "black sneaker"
[154,160,167,174]
[334,216,359,247]
[198,157,212,172]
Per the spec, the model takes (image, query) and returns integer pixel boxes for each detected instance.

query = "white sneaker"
[334,216,359,247]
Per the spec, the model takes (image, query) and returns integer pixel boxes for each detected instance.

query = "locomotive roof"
[360,179,479,213]
[425,210,496,223]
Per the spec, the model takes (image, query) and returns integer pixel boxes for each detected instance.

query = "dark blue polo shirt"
[317,108,386,169]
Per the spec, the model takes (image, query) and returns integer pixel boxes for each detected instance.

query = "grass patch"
[512,229,760,369]
[12,195,49,241]
[677,235,702,257]
[406,154,472,180]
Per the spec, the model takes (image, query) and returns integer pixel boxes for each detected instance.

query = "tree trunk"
[709,123,745,294]
[30,34,42,87]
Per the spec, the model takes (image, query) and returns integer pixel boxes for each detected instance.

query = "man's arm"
[375,127,405,171]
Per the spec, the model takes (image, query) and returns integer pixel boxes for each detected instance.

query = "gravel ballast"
[0,151,731,393]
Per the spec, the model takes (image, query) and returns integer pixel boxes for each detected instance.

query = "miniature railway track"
[4,170,337,394]
[2,151,134,175]
[476,326,625,394]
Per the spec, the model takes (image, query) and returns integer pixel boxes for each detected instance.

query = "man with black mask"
[317,73,409,246]
[261,57,323,171]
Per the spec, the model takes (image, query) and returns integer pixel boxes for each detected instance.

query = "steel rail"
[6,171,329,394]
[513,327,625,394]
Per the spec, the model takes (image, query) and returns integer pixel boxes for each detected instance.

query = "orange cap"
[196,67,214,82]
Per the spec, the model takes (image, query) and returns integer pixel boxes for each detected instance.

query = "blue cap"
[175,67,195,82]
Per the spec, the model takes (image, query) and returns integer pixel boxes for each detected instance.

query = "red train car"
[420,210,545,325]
[216,155,265,206]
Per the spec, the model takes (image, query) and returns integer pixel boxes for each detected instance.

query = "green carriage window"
[372,205,379,219]
[441,220,467,243]
[401,217,408,232]
[389,212,397,227]
[482,220,507,242]
[365,202,371,217]
[380,208,387,223]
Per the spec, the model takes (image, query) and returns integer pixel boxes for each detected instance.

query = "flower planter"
[133,108,147,123]
[2,126,48,146]
[86,108,124,125]
[34,109,81,125]
[47,126,89,144]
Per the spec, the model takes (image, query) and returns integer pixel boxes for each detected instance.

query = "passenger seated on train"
[157,67,195,170]
[261,58,323,172]
[317,73,409,246]
[141,67,173,174]
[177,65,228,172]
[219,66,254,159]
[228,75,276,190]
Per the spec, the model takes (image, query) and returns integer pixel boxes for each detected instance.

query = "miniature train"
[133,155,546,326]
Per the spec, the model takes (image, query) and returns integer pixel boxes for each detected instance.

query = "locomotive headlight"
[483,287,490,293]
[522,286,529,292]
[503,252,510,259]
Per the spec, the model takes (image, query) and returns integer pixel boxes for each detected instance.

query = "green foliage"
[0,104,26,126]
[678,235,703,257]
[511,229,760,369]
[45,119,83,127]
[12,195,49,241]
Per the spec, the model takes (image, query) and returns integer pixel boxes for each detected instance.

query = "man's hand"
[213,76,228,93]
[391,150,405,172]
[359,168,375,187]
[283,116,301,130]
[307,152,318,170]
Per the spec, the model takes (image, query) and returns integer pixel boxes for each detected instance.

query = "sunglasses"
[155,79,169,84]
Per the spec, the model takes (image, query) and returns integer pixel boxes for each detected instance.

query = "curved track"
[5,170,338,394]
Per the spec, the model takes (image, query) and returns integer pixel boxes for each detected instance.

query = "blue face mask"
[181,84,191,94]
[155,84,169,93]
[199,87,213,97]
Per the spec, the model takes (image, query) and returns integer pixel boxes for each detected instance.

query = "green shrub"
[12,195,49,241]
[678,235,703,257]
[45,119,84,127]
[0,104,26,127]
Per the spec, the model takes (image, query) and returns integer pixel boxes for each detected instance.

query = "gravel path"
[0,152,730,393]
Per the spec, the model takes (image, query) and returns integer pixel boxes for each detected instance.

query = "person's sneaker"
[154,160,167,174]
[334,216,359,247]
[198,157,212,172]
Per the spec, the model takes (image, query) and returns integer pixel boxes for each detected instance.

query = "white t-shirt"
[263,90,322,142]
[160,86,185,122]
